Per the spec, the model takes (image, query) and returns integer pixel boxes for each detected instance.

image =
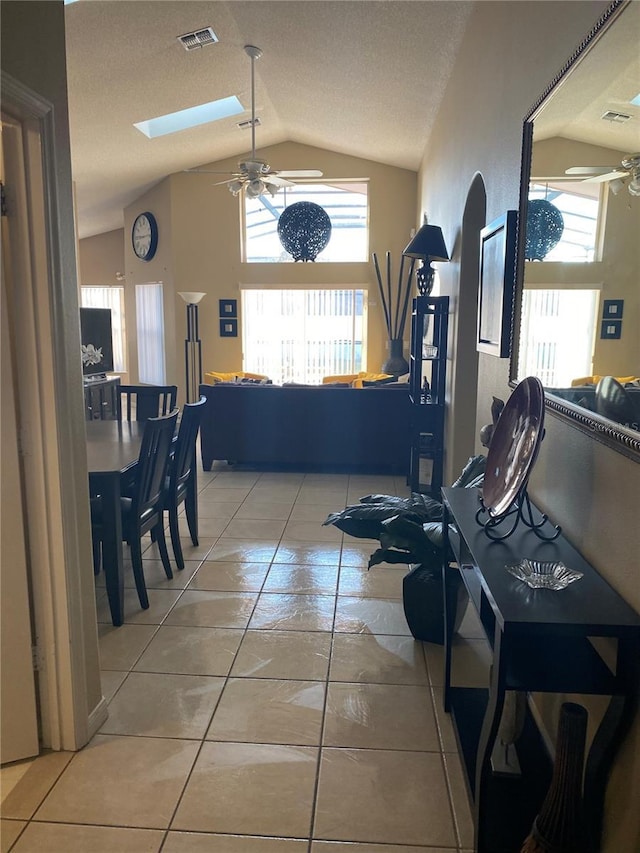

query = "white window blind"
[242,289,366,385]
[518,289,598,386]
[80,286,126,372]
[135,283,166,384]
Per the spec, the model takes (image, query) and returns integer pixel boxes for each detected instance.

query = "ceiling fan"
[565,152,640,196]
[187,45,322,198]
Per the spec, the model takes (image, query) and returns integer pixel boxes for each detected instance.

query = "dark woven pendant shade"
[525,199,565,261]
[277,201,332,262]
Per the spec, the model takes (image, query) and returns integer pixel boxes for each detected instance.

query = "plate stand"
[475,486,562,541]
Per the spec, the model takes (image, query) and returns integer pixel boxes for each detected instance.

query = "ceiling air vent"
[601,110,632,123]
[237,117,261,130]
[178,27,219,51]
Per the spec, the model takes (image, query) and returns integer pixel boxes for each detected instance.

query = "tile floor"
[1,467,491,853]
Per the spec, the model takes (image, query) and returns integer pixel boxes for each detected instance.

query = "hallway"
[1,467,490,852]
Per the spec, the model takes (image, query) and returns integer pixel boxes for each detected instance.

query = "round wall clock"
[131,211,158,261]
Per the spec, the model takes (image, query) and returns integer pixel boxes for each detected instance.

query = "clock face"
[132,212,158,261]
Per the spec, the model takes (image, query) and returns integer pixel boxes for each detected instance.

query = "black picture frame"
[602,298,624,320]
[219,318,238,338]
[219,299,237,318]
[477,210,517,358]
[600,319,622,340]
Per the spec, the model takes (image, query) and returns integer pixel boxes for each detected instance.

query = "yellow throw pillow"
[204,370,269,384]
[571,374,639,387]
[322,373,359,384]
[351,372,394,388]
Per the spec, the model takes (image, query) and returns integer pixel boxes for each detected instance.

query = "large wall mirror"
[511,0,640,461]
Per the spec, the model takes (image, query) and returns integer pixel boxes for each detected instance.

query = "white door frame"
[2,73,106,753]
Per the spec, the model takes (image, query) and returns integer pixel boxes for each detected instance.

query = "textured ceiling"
[65,0,474,238]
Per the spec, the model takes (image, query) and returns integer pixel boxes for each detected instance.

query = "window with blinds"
[242,289,367,385]
[135,283,166,384]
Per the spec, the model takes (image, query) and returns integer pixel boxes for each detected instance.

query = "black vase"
[382,338,409,377]
[402,563,467,644]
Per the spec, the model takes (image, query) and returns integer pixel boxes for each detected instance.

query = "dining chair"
[163,396,206,570]
[119,384,178,422]
[91,408,179,610]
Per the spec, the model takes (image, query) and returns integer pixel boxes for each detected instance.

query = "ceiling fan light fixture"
[228,180,244,196]
[628,172,640,197]
[246,179,265,198]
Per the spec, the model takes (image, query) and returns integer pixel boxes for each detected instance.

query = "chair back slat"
[169,397,206,496]
[119,385,178,422]
[134,409,179,516]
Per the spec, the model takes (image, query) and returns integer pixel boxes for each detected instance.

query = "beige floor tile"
[248,487,301,503]
[340,542,396,568]
[164,590,258,628]
[233,501,294,520]
[249,593,335,632]
[290,503,341,522]
[311,843,444,852]
[231,630,331,680]
[338,566,404,599]
[274,542,341,566]
[329,634,428,684]
[263,564,339,595]
[134,625,243,676]
[323,682,438,751]
[97,623,157,671]
[205,540,279,563]
[196,501,242,520]
[0,753,72,820]
[163,833,307,852]
[424,637,492,688]
[206,678,325,745]
[34,735,199,828]
[145,539,216,562]
[100,672,225,739]
[221,518,287,540]
[100,669,127,702]
[456,600,485,638]
[1,762,33,804]
[1,820,25,852]
[187,517,229,538]
[128,559,200,590]
[199,488,253,502]
[333,597,411,636]
[95,587,182,625]
[172,741,317,837]
[188,561,269,592]
[314,748,456,847]
[282,521,343,543]
[295,488,347,505]
[443,751,474,849]
[9,822,164,852]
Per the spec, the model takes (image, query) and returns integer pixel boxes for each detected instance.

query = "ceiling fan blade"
[264,175,296,187]
[212,177,243,187]
[565,165,619,175]
[581,170,626,183]
[276,169,324,178]
[184,168,236,175]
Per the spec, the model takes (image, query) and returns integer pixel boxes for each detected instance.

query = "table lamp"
[402,224,449,295]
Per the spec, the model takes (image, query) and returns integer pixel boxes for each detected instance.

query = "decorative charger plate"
[482,376,545,518]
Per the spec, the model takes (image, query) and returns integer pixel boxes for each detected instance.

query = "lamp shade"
[402,224,449,261]
[178,291,206,304]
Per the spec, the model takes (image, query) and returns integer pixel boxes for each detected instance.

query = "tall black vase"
[382,338,409,377]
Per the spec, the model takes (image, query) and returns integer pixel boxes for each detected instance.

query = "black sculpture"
[277,201,332,261]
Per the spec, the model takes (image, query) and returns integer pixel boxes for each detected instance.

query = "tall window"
[80,286,126,372]
[518,289,598,386]
[242,289,366,385]
[244,182,368,262]
[135,283,166,384]
[529,181,601,261]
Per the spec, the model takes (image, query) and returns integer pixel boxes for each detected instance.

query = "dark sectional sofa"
[199,382,411,473]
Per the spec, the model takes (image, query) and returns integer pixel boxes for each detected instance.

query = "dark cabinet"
[441,486,640,853]
[408,295,449,496]
[83,376,120,421]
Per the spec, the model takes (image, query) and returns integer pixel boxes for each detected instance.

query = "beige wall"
[78,228,124,285]
[420,1,639,848]
[114,141,417,398]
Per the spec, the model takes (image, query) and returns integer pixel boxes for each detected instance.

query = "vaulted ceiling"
[65,1,474,238]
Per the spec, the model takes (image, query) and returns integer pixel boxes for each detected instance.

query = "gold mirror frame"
[510,0,640,462]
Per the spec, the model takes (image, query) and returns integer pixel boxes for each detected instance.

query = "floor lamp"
[178,292,206,403]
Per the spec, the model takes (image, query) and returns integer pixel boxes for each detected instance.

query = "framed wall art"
[477,210,518,358]
[219,298,237,318]
[219,318,238,338]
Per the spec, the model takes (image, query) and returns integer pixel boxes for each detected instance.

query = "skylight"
[134,96,244,139]
[631,92,640,107]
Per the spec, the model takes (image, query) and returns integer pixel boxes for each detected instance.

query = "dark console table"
[441,486,640,853]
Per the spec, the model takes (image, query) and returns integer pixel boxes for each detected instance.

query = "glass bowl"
[506,558,583,590]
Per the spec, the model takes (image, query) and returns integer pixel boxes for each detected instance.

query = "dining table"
[85,419,145,626]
